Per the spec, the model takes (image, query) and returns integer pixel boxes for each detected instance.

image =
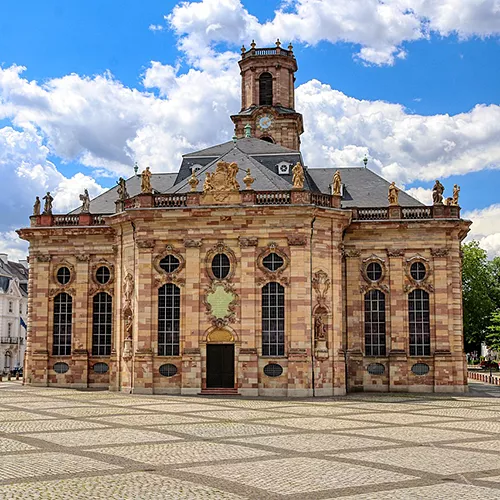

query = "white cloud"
[0,231,29,262]
[406,187,433,205]
[463,204,500,258]
[165,0,500,65]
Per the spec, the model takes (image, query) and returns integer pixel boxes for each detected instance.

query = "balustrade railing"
[356,208,389,220]
[311,193,331,208]
[0,337,23,344]
[154,194,187,208]
[402,207,432,219]
[92,214,106,225]
[255,191,291,205]
[52,215,80,226]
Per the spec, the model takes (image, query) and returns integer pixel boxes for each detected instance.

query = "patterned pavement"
[0,382,499,499]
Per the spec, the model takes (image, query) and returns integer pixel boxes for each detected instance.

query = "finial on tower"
[250,40,256,49]
[363,156,368,168]
[244,124,252,138]
[134,161,139,176]
[275,38,281,48]
[241,44,246,54]
[288,42,293,51]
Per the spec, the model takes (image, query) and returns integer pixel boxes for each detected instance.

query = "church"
[18,41,470,396]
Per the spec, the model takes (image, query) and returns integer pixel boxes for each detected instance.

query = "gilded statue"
[432,180,444,205]
[33,196,41,216]
[116,177,129,201]
[451,184,460,206]
[243,168,254,189]
[204,172,214,192]
[79,189,90,213]
[388,182,399,206]
[42,192,53,215]
[188,171,199,192]
[292,162,305,189]
[332,170,342,196]
[141,167,152,194]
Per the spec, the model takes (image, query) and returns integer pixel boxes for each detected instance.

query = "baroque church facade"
[19,42,470,396]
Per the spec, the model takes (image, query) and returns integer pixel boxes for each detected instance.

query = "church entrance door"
[206,344,234,388]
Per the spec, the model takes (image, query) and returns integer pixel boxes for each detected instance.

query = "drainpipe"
[310,215,316,397]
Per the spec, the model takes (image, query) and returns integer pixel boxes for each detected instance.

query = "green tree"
[485,310,500,352]
[462,241,497,349]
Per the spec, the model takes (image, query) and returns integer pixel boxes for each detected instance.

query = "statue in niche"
[292,162,305,189]
[388,182,399,206]
[33,196,41,216]
[79,189,91,213]
[332,170,342,196]
[141,167,152,194]
[116,177,129,201]
[432,180,444,205]
[314,314,327,340]
[42,192,54,215]
[123,272,134,310]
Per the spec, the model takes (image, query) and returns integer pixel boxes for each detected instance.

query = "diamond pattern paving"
[0,382,499,499]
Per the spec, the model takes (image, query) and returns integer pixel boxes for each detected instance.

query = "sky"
[0,0,499,260]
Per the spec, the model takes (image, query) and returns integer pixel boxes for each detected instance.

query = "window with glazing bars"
[364,290,386,356]
[158,284,180,356]
[92,292,112,356]
[262,282,285,356]
[409,289,430,356]
[53,292,72,356]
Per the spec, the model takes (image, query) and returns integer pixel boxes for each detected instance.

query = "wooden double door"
[206,344,234,388]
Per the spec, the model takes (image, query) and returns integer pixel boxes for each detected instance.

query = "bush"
[480,360,499,370]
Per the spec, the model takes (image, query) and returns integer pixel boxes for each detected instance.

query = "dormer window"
[276,162,290,175]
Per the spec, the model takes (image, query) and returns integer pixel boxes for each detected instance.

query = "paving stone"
[165,421,293,438]
[343,412,453,425]
[0,419,109,434]
[429,420,500,434]
[99,413,212,426]
[257,416,385,431]
[184,457,416,494]
[0,436,38,453]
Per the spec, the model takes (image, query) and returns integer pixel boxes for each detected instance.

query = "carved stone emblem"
[203,161,240,201]
[204,281,238,327]
[239,237,258,247]
[312,270,330,308]
[287,235,307,246]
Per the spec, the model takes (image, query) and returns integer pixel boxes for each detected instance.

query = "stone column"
[181,240,202,395]
[132,240,154,394]
[387,249,408,392]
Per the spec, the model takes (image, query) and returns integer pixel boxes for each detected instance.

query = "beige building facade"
[18,43,470,396]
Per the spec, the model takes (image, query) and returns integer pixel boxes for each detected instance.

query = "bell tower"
[231,39,304,150]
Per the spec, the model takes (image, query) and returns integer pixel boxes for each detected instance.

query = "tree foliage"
[485,310,500,353]
[462,241,499,347]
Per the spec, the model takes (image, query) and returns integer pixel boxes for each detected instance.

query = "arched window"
[409,289,430,356]
[158,284,180,356]
[211,253,230,280]
[53,292,72,356]
[262,282,285,356]
[364,290,386,356]
[92,292,112,356]
[259,72,273,106]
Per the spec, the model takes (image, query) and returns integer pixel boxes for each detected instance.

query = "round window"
[95,266,110,285]
[411,363,430,376]
[212,253,230,279]
[53,362,69,374]
[159,364,178,377]
[367,363,385,375]
[92,362,109,374]
[263,363,283,377]
[159,255,180,273]
[56,267,71,285]
[262,252,284,272]
[410,262,426,281]
[366,262,382,282]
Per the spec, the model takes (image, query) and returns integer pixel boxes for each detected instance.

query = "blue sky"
[0,0,499,258]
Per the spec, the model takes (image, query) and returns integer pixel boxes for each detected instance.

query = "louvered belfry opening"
[259,72,273,106]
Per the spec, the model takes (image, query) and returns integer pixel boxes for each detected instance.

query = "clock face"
[258,114,273,130]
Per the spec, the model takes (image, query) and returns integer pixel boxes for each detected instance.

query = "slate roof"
[69,173,177,215]
[0,258,29,296]
[65,137,422,213]
[234,105,298,116]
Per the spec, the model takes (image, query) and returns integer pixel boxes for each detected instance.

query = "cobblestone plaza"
[0,382,499,499]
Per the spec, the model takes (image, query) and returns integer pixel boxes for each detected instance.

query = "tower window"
[259,72,273,106]
[262,282,285,356]
[53,292,72,356]
[409,289,430,356]
[158,284,180,356]
[92,292,112,356]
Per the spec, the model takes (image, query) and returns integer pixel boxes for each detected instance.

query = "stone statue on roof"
[451,184,460,206]
[33,196,41,216]
[116,177,129,201]
[388,182,399,206]
[141,167,152,194]
[332,170,342,196]
[42,192,53,215]
[432,180,444,205]
[79,189,90,213]
[292,162,305,189]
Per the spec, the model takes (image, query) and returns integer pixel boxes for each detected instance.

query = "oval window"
[410,262,426,281]
[95,266,111,285]
[93,362,109,374]
[159,255,180,273]
[159,363,178,377]
[411,363,430,376]
[53,362,69,374]
[263,363,283,377]
[367,363,385,375]
[56,267,71,285]
[262,252,284,272]
[212,253,230,279]
[366,262,382,282]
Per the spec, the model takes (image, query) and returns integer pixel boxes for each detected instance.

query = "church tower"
[231,40,304,150]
